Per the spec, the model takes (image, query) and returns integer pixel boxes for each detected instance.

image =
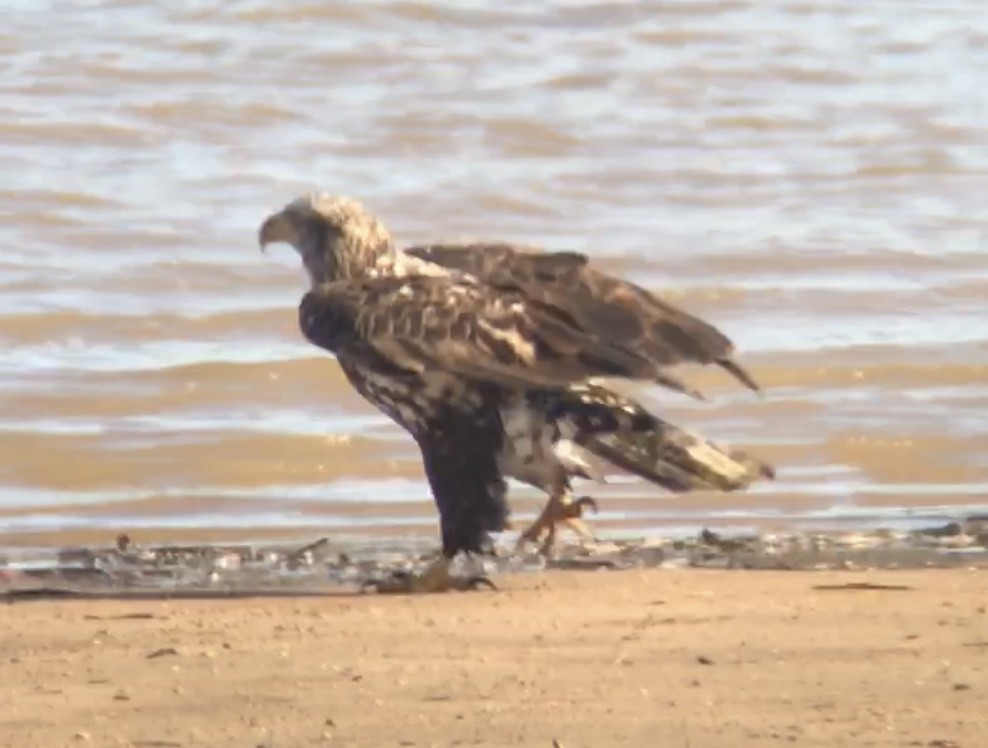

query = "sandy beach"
[2,567,985,748]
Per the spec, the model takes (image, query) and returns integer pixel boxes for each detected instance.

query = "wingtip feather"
[653,371,707,401]
[716,357,762,394]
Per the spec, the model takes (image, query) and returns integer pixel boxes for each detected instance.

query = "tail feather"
[581,426,774,493]
[549,384,774,493]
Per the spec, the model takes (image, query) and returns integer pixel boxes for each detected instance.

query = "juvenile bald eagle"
[259,194,773,593]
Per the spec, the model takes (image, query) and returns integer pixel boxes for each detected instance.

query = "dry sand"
[1,568,985,748]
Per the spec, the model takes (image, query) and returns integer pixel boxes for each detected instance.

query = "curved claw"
[558,495,597,521]
[360,576,403,595]
[359,569,416,594]
[574,496,599,515]
[359,570,497,595]
[461,576,497,592]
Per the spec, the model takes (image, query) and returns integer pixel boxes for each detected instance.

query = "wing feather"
[406,242,588,283]
[298,275,667,391]
[404,242,760,395]
[548,385,775,493]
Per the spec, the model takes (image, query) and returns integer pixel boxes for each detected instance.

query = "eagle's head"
[258,193,394,285]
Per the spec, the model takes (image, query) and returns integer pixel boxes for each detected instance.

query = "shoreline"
[3,520,986,605]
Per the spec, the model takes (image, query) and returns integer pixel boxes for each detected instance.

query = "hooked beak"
[258,211,295,254]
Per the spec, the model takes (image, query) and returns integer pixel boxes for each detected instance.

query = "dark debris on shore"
[1,518,986,603]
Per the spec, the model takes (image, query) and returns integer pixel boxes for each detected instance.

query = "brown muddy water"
[1,1,987,549]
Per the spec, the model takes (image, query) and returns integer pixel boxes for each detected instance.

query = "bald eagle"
[259,194,773,593]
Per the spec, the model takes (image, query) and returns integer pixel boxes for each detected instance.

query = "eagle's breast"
[340,360,485,439]
[496,394,573,488]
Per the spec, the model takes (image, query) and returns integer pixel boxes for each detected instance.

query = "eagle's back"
[404,242,761,393]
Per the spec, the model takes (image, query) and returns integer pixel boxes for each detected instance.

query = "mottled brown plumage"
[405,243,762,396]
[299,274,698,394]
[259,193,774,592]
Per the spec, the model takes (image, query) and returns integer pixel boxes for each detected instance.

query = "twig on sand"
[812,582,915,592]
[146,647,179,660]
[286,536,330,564]
[3,588,344,604]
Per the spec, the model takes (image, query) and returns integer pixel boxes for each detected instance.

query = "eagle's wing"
[298,275,668,392]
[404,242,760,395]
[567,267,761,393]
[405,242,588,283]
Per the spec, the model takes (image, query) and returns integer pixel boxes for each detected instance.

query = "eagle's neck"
[328,240,452,283]
[329,237,395,282]
[368,249,451,280]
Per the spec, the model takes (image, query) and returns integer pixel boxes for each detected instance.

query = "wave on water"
[2,0,987,542]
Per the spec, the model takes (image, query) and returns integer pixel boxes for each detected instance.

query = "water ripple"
[2,0,987,539]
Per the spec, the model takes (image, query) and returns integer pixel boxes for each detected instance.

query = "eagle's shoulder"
[298,275,478,351]
[297,272,661,392]
[403,242,589,285]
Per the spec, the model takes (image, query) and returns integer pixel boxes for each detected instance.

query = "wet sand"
[2,568,985,748]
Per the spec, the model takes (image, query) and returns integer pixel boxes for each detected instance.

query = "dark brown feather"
[297,275,678,392]
[405,242,761,395]
[408,243,589,283]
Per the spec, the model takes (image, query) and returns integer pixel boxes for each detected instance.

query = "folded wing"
[405,242,760,395]
[298,275,677,392]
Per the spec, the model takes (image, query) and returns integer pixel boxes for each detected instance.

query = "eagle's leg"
[516,485,599,557]
[362,555,496,595]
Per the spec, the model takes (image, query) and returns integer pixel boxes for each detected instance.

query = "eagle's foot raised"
[516,494,599,557]
[361,557,497,595]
